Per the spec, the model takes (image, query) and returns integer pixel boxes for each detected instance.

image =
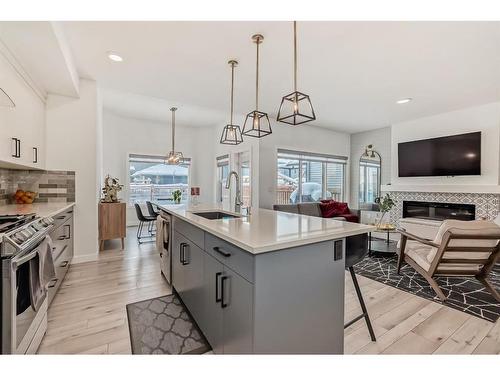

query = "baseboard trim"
[71,253,99,264]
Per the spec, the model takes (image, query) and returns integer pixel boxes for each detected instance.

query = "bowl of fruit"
[13,190,37,204]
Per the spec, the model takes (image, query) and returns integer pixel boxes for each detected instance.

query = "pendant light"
[242,34,272,138]
[166,107,184,165]
[277,21,316,125]
[220,60,243,145]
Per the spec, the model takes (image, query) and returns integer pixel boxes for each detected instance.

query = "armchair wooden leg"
[476,276,500,302]
[424,275,447,301]
[396,235,407,274]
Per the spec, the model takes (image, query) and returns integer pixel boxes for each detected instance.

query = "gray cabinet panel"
[205,233,255,283]
[222,267,254,354]
[171,232,185,296]
[253,239,345,354]
[181,240,204,322]
[202,253,224,354]
[173,217,204,249]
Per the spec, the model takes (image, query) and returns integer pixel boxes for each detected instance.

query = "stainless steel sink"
[192,211,239,220]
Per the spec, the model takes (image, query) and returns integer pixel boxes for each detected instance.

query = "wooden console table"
[98,202,126,250]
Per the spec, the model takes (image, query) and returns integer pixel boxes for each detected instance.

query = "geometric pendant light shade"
[277,21,316,125]
[166,107,184,165]
[242,34,272,138]
[220,60,244,145]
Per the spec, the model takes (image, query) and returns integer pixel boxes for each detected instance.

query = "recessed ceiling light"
[107,52,123,62]
[396,98,412,104]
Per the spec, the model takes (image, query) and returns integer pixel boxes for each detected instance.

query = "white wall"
[390,102,500,187]
[259,124,351,209]
[45,79,101,263]
[350,126,391,208]
[103,110,205,225]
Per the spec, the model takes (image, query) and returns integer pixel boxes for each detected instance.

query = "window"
[359,160,380,204]
[276,149,346,204]
[216,155,230,204]
[235,151,251,207]
[129,154,190,204]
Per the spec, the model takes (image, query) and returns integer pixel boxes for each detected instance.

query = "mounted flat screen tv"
[398,132,481,177]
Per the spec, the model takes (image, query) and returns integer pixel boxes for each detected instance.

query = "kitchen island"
[158,204,373,354]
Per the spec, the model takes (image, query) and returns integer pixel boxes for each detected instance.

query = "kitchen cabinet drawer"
[48,241,72,305]
[52,208,74,230]
[173,217,204,249]
[171,231,204,322]
[205,233,254,283]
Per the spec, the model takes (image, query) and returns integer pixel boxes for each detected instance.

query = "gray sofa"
[273,202,360,222]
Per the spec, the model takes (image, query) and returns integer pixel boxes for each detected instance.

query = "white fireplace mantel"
[381,184,500,194]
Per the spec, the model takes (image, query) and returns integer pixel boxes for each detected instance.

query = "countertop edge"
[160,206,374,254]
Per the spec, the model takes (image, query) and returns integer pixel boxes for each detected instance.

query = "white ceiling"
[4,21,500,133]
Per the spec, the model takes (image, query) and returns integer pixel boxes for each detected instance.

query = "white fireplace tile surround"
[386,191,500,224]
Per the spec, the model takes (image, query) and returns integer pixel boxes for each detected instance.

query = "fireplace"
[402,200,475,221]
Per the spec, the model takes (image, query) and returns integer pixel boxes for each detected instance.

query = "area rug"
[354,254,500,322]
[126,294,211,354]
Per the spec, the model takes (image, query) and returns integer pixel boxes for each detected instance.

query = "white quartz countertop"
[0,202,75,218]
[157,203,374,254]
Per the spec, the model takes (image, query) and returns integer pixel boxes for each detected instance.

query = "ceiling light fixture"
[242,34,272,138]
[277,21,316,126]
[396,98,412,104]
[107,52,123,62]
[166,107,184,165]
[220,60,244,145]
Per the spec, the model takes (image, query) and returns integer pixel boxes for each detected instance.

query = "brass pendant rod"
[255,37,260,110]
[170,107,177,153]
[230,61,235,124]
[294,20,297,93]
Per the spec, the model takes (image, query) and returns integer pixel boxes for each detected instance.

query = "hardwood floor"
[38,227,500,354]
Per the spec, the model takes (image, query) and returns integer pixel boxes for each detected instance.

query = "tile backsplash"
[0,168,75,205]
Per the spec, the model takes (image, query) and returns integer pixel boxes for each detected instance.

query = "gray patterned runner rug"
[354,254,500,322]
[126,294,211,354]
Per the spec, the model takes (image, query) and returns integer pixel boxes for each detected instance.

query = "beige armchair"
[397,219,500,302]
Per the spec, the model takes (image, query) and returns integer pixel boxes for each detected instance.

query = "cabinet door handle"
[215,272,222,303]
[11,138,17,157]
[180,242,189,265]
[16,139,21,158]
[179,243,185,264]
[48,278,58,288]
[182,243,190,265]
[33,147,38,163]
[220,276,228,308]
[64,224,71,239]
[213,246,231,258]
[60,261,69,267]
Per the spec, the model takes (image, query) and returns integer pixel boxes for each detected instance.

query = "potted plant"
[374,193,396,228]
[172,189,182,204]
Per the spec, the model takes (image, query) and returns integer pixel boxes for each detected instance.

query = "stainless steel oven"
[2,241,48,354]
[1,215,54,354]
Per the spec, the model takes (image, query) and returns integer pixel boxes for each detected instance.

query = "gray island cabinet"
[161,206,374,354]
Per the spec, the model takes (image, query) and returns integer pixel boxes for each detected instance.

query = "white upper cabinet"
[0,52,46,170]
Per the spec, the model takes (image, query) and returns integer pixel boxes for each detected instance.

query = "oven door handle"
[12,249,38,269]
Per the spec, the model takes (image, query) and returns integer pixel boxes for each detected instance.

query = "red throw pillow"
[319,201,337,218]
[335,202,350,215]
[320,201,351,218]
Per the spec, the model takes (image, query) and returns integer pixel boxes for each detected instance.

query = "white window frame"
[276,148,347,204]
[127,153,191,206]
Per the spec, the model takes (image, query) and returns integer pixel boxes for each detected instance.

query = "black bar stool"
[344,233,376,342]
[146,201,159,217]
[134,203,156,244]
